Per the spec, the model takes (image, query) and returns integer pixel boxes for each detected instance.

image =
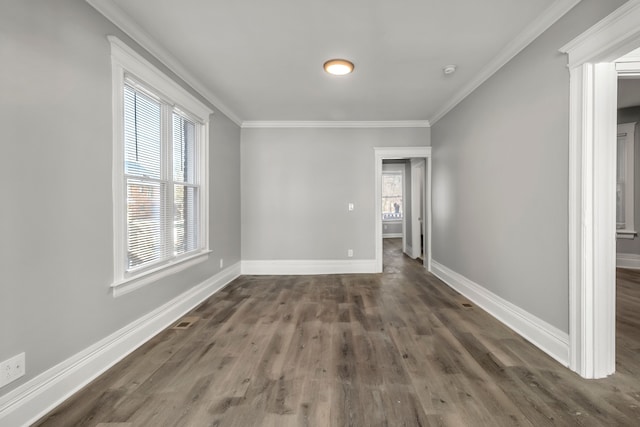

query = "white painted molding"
[241,120,430,129]
[410,158,426,261]
[616,230,637,240]
[374,147,432,160]
[618,47,640,62]
[617,253,640,269]
[241,259,376,275]
[430,0,581,125]
[111,251,211,297]
[431,260,570,367]
[559,0,640,68]
[383,233,403,239]
[86,0,242,126]
[0,263,241,427]
[560,0,640,379]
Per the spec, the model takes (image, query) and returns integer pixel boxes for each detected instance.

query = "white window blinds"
[123,81,202,272]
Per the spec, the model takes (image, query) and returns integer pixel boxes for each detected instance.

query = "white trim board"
[430,0,581,124]
[0,263,241,427]
[559,0,640,379]
[431,260,570,367]
[383,233,403,239]
[617,253,640,269]
[241,260,376,275]
[241,121,430,129]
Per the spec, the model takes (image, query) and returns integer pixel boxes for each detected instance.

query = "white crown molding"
[560,0,640,67]
[430,0,582,125]
[241,120,430,129]
[0,263,241,427]
[241,259,376,275]
[431,260,570,367]
[86,0,243,126]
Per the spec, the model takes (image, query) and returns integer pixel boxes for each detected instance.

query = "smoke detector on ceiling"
[443,65,457,75]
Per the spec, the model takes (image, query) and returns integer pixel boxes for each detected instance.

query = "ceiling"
[92,0,577,125]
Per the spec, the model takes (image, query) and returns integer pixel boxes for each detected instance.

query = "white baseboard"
[430,260,569,367]
[383,233,403,238]
[241,259,377,275]
[0,262,241,427]
[617,252,640,269]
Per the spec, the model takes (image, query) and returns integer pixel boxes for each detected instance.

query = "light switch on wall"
[348,203,354,211]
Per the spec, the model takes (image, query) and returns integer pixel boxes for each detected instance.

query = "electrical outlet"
[219,258,224,269]
[347,249,353,257]
[0,353,25,388]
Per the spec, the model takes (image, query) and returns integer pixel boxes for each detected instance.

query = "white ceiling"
[92,0,578,124]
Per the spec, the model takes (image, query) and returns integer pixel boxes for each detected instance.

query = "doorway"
[561,1,640,379]
[374,147,431,273]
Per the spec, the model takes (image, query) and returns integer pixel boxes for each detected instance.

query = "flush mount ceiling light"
[324,59,354,75]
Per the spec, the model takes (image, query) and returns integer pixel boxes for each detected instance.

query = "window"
[382,172,403,220]
[110,37,211,295]
[617,122,636,237]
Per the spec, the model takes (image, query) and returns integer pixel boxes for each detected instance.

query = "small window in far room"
[382,173,403,221]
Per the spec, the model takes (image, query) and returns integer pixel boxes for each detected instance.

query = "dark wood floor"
[35,240,640,426]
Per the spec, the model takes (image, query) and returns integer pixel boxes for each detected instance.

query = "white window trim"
[381,165,405,222]
[109,36,212,296]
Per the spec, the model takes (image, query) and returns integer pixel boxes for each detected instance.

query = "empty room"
[3,0,640,425]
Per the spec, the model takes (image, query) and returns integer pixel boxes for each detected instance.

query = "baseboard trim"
[431,260,569,367]
[241,259,377,275]
[383,233,403,238]
[617,252,640,269]
[0,262,241,427]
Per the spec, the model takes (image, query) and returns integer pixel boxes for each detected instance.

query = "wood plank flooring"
[35,240,640,426]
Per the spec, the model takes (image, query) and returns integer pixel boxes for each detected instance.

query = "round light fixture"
[324,59,354,75]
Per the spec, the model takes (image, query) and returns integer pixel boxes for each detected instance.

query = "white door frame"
[411,159,426,259]
[374,146,432,272]
[560,0,640,379]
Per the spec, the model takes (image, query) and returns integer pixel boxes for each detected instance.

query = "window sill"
[617,230,637,239]
[111,250,211,297]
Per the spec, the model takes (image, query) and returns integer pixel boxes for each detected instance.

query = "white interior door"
[411,159,425,260]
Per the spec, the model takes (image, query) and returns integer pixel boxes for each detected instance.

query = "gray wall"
[0,0,241,396]
[431,0,627,333]
[241,127,429,260]
[383,222,403,235]
[617,107,640,255]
